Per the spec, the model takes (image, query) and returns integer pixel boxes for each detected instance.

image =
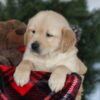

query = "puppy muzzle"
[31,41,40,53]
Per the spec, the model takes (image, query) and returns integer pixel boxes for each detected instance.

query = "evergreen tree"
[0,2,4,20]
[4,0,17,20]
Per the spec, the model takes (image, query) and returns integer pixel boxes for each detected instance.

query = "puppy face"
[24,11,76,56]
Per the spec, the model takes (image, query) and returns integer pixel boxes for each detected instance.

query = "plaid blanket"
[0,65,81,100]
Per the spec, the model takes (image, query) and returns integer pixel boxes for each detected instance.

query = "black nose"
[31,41,40,52]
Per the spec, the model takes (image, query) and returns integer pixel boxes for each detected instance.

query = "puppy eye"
[32,30,35,34]
[46,33,53,37]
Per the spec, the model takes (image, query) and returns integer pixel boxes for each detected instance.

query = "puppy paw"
[13,66,31,87]
[48,72,67,92]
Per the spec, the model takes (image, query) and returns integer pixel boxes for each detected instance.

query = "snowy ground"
[86,83,100,100]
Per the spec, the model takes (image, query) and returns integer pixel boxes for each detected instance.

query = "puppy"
[14,11,87,100]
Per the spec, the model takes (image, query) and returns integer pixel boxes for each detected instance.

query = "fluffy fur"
[14,11,87,100]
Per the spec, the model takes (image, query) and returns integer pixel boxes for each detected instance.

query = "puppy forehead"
[28,11,70,28]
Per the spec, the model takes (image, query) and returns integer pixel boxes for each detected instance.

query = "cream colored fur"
[14,11,87,100]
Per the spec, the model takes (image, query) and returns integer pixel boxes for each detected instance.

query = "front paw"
[13,66,31,87]
[48,72,67,92]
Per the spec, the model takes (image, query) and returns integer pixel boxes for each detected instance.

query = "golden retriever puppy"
[14,11,87,100]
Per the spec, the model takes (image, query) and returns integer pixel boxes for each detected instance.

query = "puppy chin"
[40,50,57,57]
[31,48,48,57]
[39,51,49,57]
[39,49,54,57]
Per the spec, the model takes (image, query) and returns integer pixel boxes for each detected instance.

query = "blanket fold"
[0,65,81,100]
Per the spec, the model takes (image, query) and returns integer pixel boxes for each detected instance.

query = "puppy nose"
[31,41,40,52]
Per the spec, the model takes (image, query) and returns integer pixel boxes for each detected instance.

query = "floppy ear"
[60,28,76,53]
[24,30,30,45]
[24,19,31,45]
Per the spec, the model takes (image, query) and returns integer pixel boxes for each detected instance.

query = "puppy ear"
[24,19,33,45]
[24,30,30,45]
[60,28,76,53]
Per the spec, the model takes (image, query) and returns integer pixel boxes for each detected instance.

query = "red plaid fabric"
[0,65,81,100]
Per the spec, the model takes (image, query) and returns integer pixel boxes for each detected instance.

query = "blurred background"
[0,0,100,100]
